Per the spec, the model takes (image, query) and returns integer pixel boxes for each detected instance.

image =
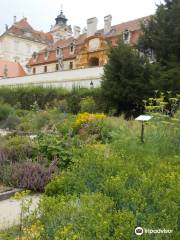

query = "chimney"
[104,15,112,34]
[74,26,81,39]
[87,17,98,37]
[5,24,8,31]
[13,16,17,24]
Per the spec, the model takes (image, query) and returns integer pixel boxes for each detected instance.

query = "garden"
[0,86,179,239]
[0,1,180,238]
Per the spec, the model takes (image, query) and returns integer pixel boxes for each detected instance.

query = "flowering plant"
[75,113,106,130]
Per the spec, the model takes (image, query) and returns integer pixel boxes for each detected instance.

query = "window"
[56,64,59,71]
[56,47,60,55]
[145,48,156,63]
[44,50,49,60]
[89,57,99,67]
[70,43,75,54]
[70,45,74,52]
[33,52,37,60]
[44,66,47,73]
[33,68,36,74]
[69,62,73,69]
[56,47,63,57]
[123,30,131,44]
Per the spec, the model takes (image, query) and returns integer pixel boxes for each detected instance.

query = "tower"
[50,7,72,42]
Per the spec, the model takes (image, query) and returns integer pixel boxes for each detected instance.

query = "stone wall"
[0,66,103,89]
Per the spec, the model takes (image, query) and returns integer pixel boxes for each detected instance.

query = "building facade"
[28,14,150,75]
[0,17,53,71]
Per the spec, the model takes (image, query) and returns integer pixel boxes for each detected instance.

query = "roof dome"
[55,10,68,26]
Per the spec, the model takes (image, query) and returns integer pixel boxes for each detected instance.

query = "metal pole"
[141,121,144,143]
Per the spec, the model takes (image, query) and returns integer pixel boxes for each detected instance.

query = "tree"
[138,0,180,92]
[139,0,180,65]
[101,41,152,117]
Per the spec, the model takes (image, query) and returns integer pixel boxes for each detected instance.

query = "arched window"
[89,57,99,67]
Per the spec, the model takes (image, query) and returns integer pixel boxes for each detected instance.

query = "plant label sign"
[135,115,152,121]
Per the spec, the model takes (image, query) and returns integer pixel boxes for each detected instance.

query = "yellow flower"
[75,113,106,129]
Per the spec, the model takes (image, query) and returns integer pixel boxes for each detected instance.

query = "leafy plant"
[80,97,97,113]
[0,102,14,121]
[11,160,57,192]
[35,134,73,169]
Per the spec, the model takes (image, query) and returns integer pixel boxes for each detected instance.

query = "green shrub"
[57,99,69,113]
[67,94,81,114]
[35,134,73,169]
[0,115,20,130]
[80,97,97,113]
[0,102,14,121]
[0,135,35,162]
[39,193,136,240]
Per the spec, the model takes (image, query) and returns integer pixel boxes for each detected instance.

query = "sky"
[0,0,163,35]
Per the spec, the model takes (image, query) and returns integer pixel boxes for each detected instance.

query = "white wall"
[0,67,103,89]
[31,60,76,74]
[0,35,47,70]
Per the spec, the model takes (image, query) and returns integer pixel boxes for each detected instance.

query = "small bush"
[1,115,20,130]
[67,94,81,114]
[33,111,51,130]
[80,97,97,113]
[57,99,69,113]
[35,134,73,169]
[0,102,14,121]
[11,160,57,192]
[74,113,107,142]
[0,136,34,162]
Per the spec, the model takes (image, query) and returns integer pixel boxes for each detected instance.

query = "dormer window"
[70,43,75,54]
[56,47,60,55]
[32,52,37,61]
[123,30,131,44]
[44,49,49,60]
[56,47,63,57]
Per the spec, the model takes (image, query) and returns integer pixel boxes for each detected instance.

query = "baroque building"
[0,17,53,71]
[50,9,73,42]
[28,13,150,74]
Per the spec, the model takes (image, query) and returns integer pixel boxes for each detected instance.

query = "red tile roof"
[97,16,150,36]
[0,60,26,78]
[6,18,53,44]
[28,16,150,66]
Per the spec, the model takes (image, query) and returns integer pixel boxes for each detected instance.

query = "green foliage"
[138,0,180,92]
[102,41,152,117]
[0,115,20,130]
[35,134,73,169]
[39,193,136,240]
[139,0,180,65]
[80,97,97,113]
[145,92,180,116]
[44,117,180,239]
[57,99,70,113]
[0,226,20,240]
[0,102,14,122]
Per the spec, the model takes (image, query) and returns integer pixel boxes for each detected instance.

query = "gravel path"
[0,195,40,230]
